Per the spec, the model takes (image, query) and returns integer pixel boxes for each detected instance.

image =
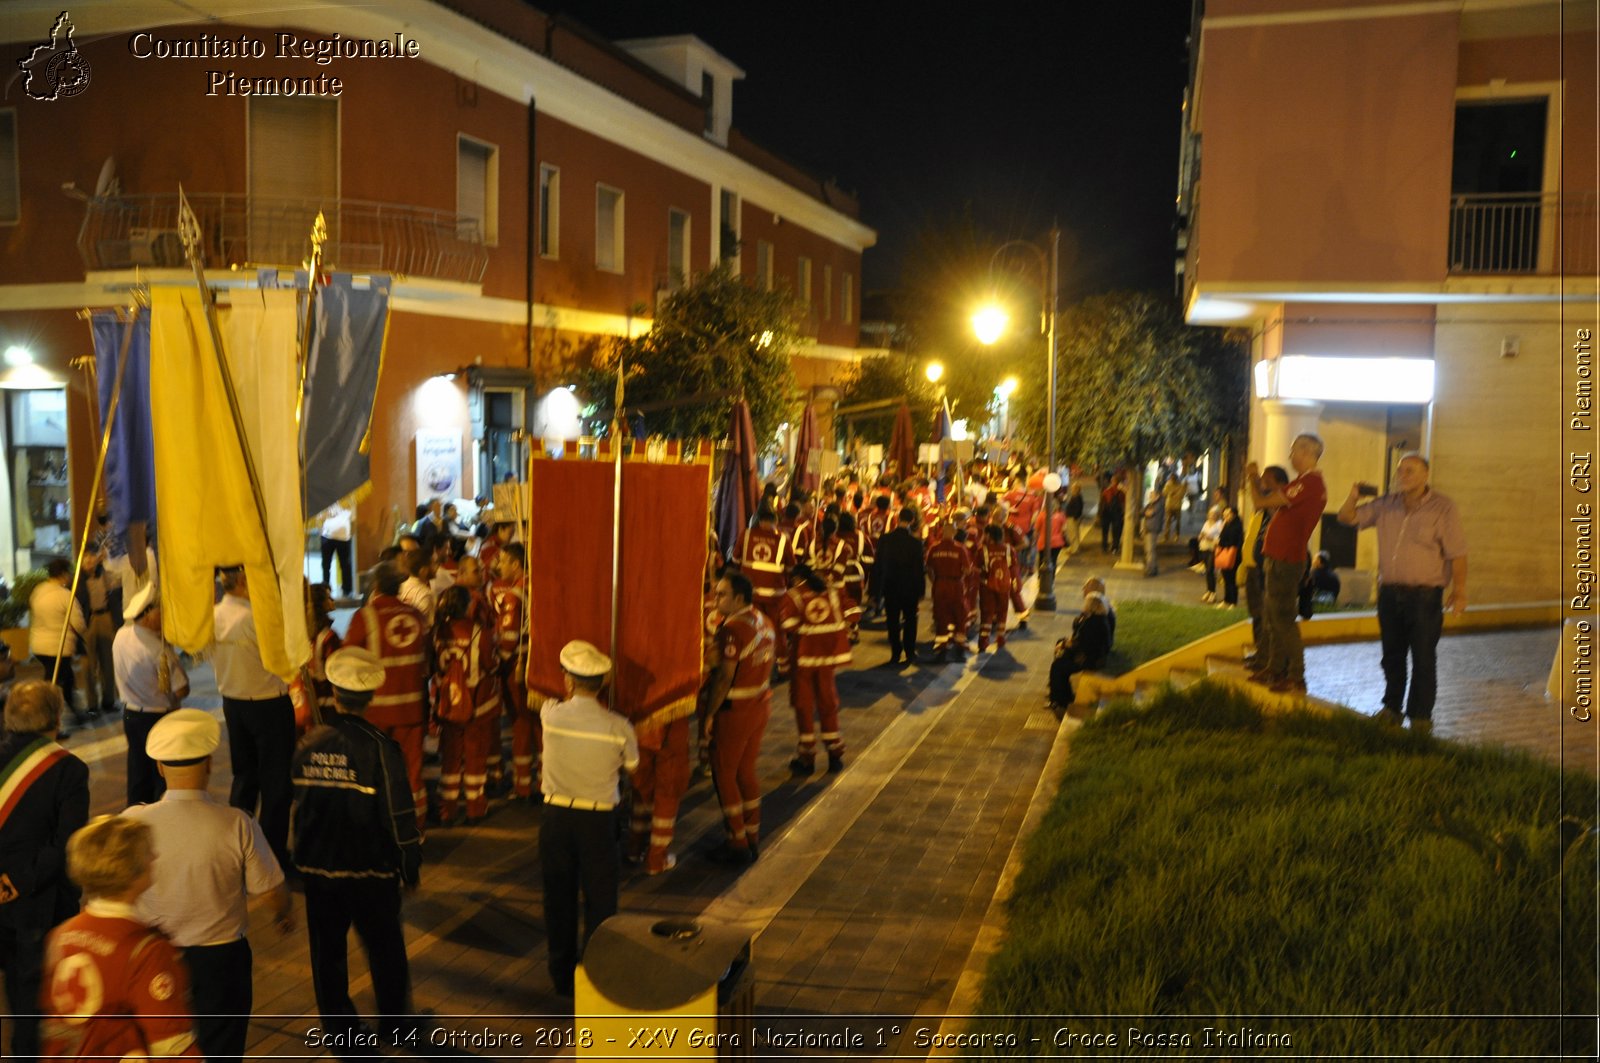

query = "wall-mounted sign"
[416,428,462,504]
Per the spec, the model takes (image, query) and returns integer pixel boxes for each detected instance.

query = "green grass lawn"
[1103,599,1243,672]
[969,682,1598,1058]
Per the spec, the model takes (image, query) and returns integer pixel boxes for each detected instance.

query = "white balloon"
[1042,473,1063,493]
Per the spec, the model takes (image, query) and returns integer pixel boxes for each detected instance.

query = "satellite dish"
[93,156,118,198]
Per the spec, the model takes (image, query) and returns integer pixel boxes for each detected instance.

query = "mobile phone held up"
[1356,483,1380,497]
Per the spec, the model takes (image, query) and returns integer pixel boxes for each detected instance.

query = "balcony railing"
[78,193,490,285]
[1447,191,1596,276]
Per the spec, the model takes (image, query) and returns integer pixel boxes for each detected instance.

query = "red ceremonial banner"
[526,443,711,737]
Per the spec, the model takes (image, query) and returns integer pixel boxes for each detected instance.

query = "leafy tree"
[834,353,941,448]
[578,263,800,442]
[1010,290,1245,476]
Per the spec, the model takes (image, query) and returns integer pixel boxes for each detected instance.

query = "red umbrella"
[714,400,761,554]
[887,401,917,482]
[791,400,820,497]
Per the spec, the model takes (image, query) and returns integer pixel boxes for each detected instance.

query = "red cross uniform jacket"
[980,541,1017,594]
[779,585,859,669]
[434,616,502,724]
[42,905,199,1059]
[343,594,432,728]
[714,607,775,711]
[734,525,792,603]
[925,537,973,586]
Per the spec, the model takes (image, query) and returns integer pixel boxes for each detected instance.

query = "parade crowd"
[0,431,1468,1061]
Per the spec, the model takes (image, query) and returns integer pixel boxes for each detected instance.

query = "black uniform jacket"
[290,712,422,886]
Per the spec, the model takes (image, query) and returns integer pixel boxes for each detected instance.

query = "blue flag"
[89,310,157,537]
[303,274,390,516]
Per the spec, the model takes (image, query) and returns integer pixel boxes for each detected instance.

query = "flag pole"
[296,212,327,640]
[52,303,142,684]
[175,185,283,595]
[607,344,625,715]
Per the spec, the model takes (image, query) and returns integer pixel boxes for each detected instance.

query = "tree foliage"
[578,263,800,442]
[834,353,942,448]
[1009,291,1246,472]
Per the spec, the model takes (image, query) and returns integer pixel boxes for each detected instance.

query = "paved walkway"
[6,522,1586,1058]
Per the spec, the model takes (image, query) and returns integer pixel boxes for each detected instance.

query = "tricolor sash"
[0,736,69,904]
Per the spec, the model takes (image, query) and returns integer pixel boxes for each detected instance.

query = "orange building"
[1178,0,1597,604]
[0,1,874,578]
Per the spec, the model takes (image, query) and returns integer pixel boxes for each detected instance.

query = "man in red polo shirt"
[1245,433,1327,694]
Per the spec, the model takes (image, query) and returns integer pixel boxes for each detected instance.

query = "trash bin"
[577,914,754,1061]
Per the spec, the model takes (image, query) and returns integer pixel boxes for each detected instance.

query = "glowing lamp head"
[997,376,1019,399]
[925,361,945,384]
[3,346,33,368]
[971,306,1009,346]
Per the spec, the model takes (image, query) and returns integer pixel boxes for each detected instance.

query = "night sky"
[546,0,1195,303]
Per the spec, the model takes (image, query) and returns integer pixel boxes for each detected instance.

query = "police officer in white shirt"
[539,640,639,997]
[211,567,295,869]
[123,709,290,1063]
[112,584,189,805]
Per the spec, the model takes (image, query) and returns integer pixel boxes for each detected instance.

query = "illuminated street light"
[997,375,1019,399]
[975,226,1061,610]
[925,361,945,384]
[971,306,1009,347]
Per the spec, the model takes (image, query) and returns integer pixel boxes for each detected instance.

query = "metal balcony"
[1447,191,1596,276]
[78,193,490,285]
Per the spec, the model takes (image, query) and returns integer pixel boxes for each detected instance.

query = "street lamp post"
[973,226,1060,611]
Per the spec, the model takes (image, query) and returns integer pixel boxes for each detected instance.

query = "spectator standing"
[1240,467,1287,664]
[212,567,296,869]
[1162,473,1187,542]
[74,549,122,718]
[318,503,354,599]
[1197,505,1224,603]
[1063,483,1086,550]
[875,508,925,666]
[1099,476,1124,554]
[1141,489,1164,577]
[1246,434,1328,694]
[29,559,87,726]
[1215,506,1245,608]
[0,681,89,1063]
[124,710,291,1063]
[1337,453,1467,733]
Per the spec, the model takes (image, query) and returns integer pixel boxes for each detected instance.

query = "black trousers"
[884,593,919,660]
[538,805,619,991]
[320,536,354,597]
[123,708,168,806]
[183,937,252,1063]
[34,654,76,717]
[0,922,47,1063]
[1378,584,1445,721]
[223,695,297,868]
[304,876,411,1039]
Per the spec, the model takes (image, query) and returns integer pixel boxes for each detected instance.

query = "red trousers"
[438,711,495,819]
[791,666,843,758]
[373,718,426,820]
[503,669,542,797]
[710,699,770,850]
[931,580,968,648]
[756,597,788,672]
[629,718,690,873]
[979,586,1010,644]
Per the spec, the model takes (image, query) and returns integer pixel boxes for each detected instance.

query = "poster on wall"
[416,428,462,505]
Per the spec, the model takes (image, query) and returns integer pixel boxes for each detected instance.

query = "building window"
[842,272,855,324]
[701,71,715,136]
[596,183,624,273]
[0,110,17,225]
[538,165,560,259]
[756,240,773,291]
[456,135,498,245]
[797,256,812,304]
[668,208,691,288]
[719,189,740,262]
[823,264,833,321]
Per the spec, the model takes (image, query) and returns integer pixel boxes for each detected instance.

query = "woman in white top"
[1197,505,1225,603]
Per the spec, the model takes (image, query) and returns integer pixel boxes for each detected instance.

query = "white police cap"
[123,582,156,622]
[145,708,221,761]
[559,640,612,678]
[326,647,385,692]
